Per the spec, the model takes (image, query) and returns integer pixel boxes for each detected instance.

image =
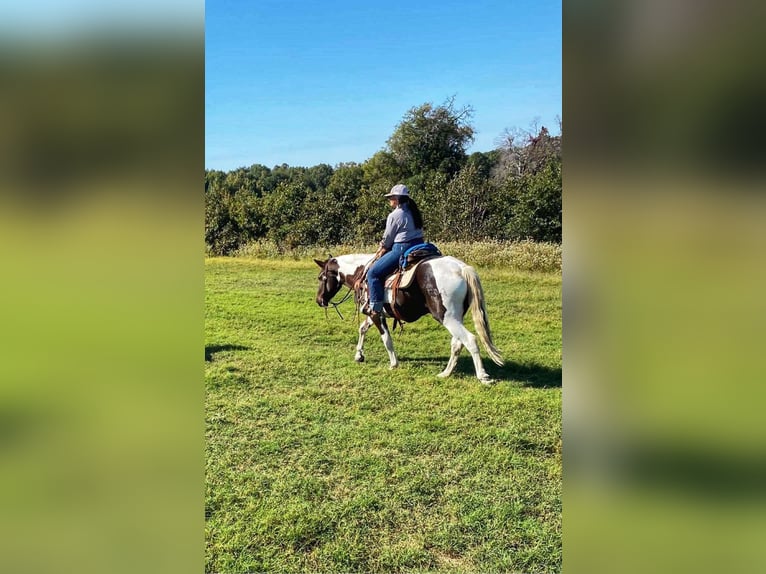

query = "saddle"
[399,242,442,271]
[359,243,442,325]
[384,243,443,323]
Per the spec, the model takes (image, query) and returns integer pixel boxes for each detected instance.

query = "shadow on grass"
[490,360,561,388]
[205,344,251,362]
[399,354,561,388]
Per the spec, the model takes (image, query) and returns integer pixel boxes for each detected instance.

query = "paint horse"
[314,253,503,383]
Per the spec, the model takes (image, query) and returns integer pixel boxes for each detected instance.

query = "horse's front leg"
[372,315,399,369]
[355,316,373,362]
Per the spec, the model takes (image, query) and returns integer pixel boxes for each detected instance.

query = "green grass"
[205,257,561,573]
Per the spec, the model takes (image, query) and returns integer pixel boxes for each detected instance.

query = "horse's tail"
[461,265,504,366]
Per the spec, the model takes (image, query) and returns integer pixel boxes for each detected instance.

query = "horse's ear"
[314,258,326,268]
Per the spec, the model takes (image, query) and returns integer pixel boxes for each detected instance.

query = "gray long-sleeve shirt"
[380,205,423,249]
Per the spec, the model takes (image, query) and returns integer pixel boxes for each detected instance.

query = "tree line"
[205,98,561,255]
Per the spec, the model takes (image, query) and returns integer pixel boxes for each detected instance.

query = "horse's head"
[314,258,344,307]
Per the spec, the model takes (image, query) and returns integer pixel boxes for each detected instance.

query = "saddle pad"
[384,256,438,290]
[399,263,421,288]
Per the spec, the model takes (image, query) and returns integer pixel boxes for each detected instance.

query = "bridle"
[321,266,355,320]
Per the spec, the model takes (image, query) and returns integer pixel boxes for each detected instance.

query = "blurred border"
[565,1,766,572]
[0,7,203,574]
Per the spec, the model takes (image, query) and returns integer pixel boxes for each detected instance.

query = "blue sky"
[205,0,561,170]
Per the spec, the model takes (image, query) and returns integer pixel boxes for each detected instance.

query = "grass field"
[205,256,561,573]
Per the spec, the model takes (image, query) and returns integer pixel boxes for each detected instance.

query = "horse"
[314,253,504,383]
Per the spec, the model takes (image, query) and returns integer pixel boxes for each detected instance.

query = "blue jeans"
[368,241,420,312]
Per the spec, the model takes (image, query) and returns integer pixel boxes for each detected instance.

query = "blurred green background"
[0,4,203,574]
[565,1,766,572]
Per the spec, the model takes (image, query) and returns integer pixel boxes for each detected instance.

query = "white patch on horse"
[334,254,375,283]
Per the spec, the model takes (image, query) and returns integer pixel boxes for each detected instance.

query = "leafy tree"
[354,152,400,243]
[205,183,234,255]
[260,180,308,247]
[466,150,501,179]
[411,171,450,240]
[493,125,562,242]
[494,124,561,180]
[321,163,363,245]
[204,169,265,255]
[292,163,363,247]
[304,163,334,192]
[245,163,272,195]
[441,161,497,240]
[258,163,296,194]
[205,183,241,255]
[386,97,474,180]
[229,188,264,240]
[504,159,561,242]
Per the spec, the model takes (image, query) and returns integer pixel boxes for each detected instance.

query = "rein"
[325,285,355,320]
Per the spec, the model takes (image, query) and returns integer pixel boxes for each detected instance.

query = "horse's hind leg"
[355,317,373,362]
[442,316,492,383]
[437,337,463,378]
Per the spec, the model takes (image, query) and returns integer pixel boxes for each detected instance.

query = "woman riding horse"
[316,185,503,383]
[358,184,424,320]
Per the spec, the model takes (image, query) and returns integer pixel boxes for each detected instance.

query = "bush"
[230,240,561,272]
[437,240,561,271]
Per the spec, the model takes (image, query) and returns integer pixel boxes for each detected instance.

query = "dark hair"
[399,196,424,229]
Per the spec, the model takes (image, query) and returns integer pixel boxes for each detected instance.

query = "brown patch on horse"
[326,259,341,284]
[383,263,444,324]
[417,263,447,322]
[316,258,343,307]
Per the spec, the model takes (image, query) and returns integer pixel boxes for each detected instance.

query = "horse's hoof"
[389,363,399,370]
[479,377,495,386]
[355,354,364,363]
[437,371,450,378]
